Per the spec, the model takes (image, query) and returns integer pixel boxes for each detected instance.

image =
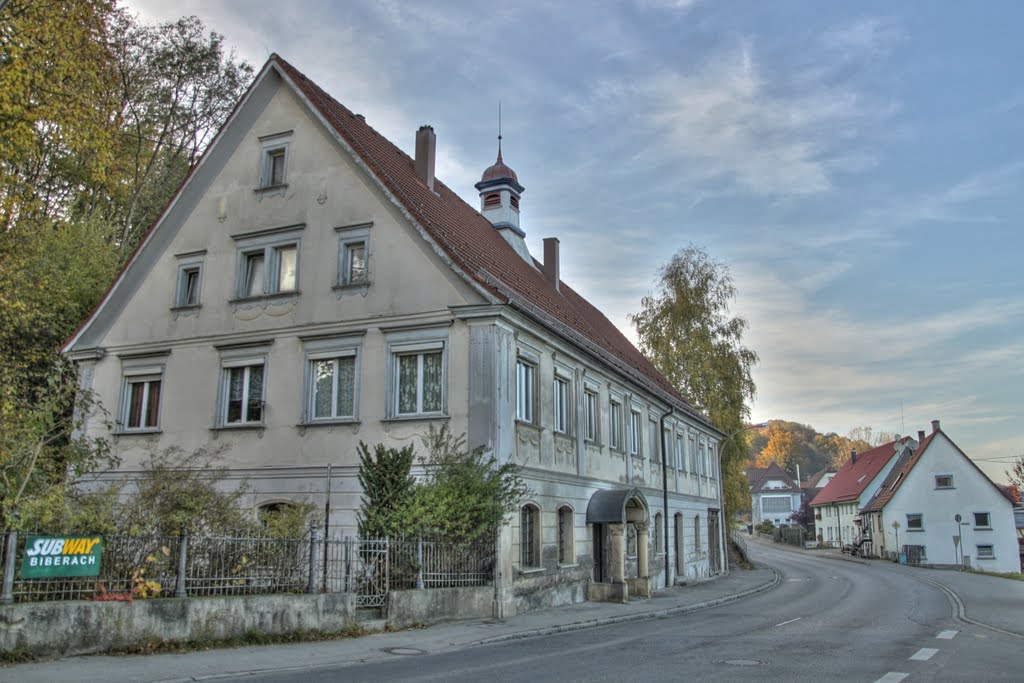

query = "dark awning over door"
[586,488,649,524]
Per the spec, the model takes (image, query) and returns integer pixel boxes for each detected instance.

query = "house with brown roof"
[748,462,801,528]
[810,438,912,549]
[861,420,1019,572]
[61,55,727,614]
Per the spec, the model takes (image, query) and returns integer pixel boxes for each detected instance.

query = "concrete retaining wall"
[0,592,356,657]
[387,586,493,629]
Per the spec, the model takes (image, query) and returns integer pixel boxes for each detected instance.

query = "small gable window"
[232,225,303,301]
[258,131,292,189]
[974,512,991,529]
[934,474,954,489]
[335,223,371,289]
[173,250,205,310]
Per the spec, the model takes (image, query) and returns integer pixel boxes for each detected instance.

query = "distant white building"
[747,462,801,527]
[861,421,1020,573]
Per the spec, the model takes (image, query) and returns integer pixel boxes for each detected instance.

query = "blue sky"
[126,1,1023,481]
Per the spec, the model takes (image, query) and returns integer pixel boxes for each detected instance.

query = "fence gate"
[352,539,388,607]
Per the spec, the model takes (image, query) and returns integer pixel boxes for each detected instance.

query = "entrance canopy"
[586,488,649,524]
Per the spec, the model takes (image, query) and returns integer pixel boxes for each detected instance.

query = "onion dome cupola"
[475,133,530,260]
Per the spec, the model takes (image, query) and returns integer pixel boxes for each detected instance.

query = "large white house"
[861,421,1020,573]
[62,55,728,614]
[747,462,801,527]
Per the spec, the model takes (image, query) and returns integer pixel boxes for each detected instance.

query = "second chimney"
[931,419,941,434]
[415,125,435,191]
[917,430,926,443]
[850,449,857,464]
[543,237,560,291]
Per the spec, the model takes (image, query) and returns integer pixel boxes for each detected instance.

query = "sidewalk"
[4,566,779,683]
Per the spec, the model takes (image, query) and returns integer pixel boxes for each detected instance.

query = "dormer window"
[258,131,292,189]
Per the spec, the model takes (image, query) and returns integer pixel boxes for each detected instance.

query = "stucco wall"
[0,593,356,657]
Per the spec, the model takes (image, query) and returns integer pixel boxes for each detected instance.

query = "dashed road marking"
[910,647,939,661]
[874,673,908,683]
[775,617,801,627]
[937,630,958,640]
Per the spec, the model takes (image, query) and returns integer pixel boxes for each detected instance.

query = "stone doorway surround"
[585,488,650,603]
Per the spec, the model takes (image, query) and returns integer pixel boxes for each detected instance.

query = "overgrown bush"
[756,520,776,535]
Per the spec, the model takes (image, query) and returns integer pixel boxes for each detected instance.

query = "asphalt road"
[234,541,1023,682]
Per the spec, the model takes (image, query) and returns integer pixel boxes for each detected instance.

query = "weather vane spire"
[497,100,503,161]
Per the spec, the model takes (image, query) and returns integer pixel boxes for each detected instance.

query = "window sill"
[332,282,370,292]
[382,414,450,424]
[230,291,301,305]
[170,304,202,313]
[515,419,542,431]
[113,428,162,436]
[211,423,266,432]
[518,566,545,575]
[978,556,996,561]
[906,529,924,533]
[934,487,955,490]
[975,527,992,531]
[558,563,578,569]
[300,418,359,428]
[254,183,289,193]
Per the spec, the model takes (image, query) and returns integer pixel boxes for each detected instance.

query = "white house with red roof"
[747,462,801,527]
[61,55,728,613]
[861,421,1019,572]
[810,438,912,549]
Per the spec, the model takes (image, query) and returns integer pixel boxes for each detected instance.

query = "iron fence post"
[307,521,318,594]
[1,529,18,604]
[416,538,424,589]
[175,526,188,598]
[344,536,352,593]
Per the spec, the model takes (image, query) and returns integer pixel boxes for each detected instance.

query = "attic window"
[484,193,501,208]
[258,131,292,189]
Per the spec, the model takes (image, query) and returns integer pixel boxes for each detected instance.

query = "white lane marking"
[910,647,939,661]
[775,617,802,627]
[874,673,908,683]
[936,630,958,639]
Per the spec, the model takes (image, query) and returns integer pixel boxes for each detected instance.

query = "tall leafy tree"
[631,244,758,523]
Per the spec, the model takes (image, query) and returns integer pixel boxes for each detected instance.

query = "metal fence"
[0,527,494,604]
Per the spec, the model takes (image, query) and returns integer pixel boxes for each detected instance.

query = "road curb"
[471,568,782,646]
[909,572,1024,640]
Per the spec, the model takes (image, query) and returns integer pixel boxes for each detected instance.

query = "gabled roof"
[62,55,713,429]
[861,429,1013,513]
[803,467,835,490]
[745,467,765,487]
[749,462,799,495]
[810,438,908,507]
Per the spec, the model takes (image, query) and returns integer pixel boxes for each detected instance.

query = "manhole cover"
[382,647,425,656]
[716,659,767,666]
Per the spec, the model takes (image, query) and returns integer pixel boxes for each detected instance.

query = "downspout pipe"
[660,406,674,586]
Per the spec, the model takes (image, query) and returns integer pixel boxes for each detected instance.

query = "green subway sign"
[21,536,103,578]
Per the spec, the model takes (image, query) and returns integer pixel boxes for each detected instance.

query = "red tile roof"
[810,438,909,507]
[272,56,709,423]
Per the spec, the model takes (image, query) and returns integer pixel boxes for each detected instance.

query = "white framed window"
[232,226,303,300]
[520,504,541,568]
[934,474,954,489]
[516,359,536,423]
[335,223,371,288]
[259,131,291,188]
[976,544,995,559]
[609,398,623,450]
[304,337,361,423]
[676,433,685,471]
[648,419,658,463]
[584,389,598,442]
[709,443,717,479]
[173,251,205,309]
[906,513,923,530]
[688,435,697,473]
[222,363,265,425]
[553,374,571,434]
[699,441,707,477]
[974,512,991,529]
[117,354,168,433]
[628,409,642,457]
[557,506,575,564]
[387,331,447,418]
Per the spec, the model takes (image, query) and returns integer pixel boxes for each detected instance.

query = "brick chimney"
[415,125,435,191]
[931,419,940,434]
[917,430,926,443]
[850,449,857,464]
[543,237,560,292]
